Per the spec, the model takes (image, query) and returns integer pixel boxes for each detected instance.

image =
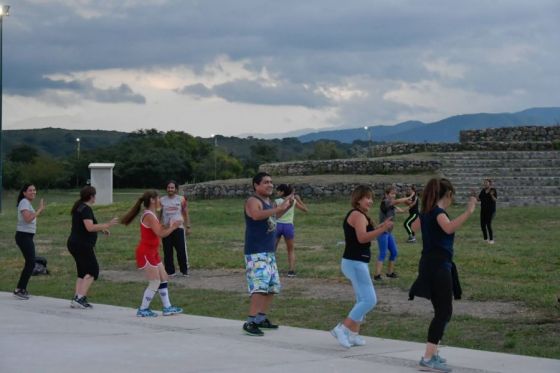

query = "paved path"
[1,292,558,373]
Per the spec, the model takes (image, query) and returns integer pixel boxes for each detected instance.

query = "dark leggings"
[15,231,36,290]
[480,210,495,241]
[162,228,188,275]
[403,212,418,236]
[427,268,453,344]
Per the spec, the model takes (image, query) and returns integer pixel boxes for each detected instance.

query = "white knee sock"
[158,281,172,308]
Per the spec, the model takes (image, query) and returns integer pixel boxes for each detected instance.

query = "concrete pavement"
[1,292,558,373]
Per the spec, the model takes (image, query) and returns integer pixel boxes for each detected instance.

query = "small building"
[88,163,115,205]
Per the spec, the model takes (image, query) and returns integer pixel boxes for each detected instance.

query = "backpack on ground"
[32,256,49,276]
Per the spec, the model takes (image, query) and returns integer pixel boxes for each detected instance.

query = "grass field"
[0,188,559,358]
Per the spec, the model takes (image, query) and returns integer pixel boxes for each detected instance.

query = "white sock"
[140,288,156,310]
[158,282,172,308]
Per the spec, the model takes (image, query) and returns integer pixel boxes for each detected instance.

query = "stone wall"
[182,181,415,200]
[259,158,440,176]
[460,125,560,143]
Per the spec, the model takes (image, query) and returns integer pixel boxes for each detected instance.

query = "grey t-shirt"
[378,198,395,232]
[17,198,36,234]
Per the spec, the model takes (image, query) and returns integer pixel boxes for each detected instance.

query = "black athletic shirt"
[409,193,419,214]
[342,209,374,263]
[68,203,98,248]
[479,188,497,213]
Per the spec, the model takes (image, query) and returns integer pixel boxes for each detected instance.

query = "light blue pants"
[341,258,377,322]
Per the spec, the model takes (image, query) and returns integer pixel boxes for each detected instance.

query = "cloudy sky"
[2,0,559,137]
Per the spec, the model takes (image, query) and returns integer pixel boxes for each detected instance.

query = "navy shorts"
[275,222,295,240]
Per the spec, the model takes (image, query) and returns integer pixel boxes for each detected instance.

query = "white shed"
[88,163,115,205]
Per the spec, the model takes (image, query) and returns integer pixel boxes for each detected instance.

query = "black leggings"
[480,210,495,241]
[162,228,188,275]
[403,212,418,236]
[67,240,99,280]
[15,231,36,290]
[427,268,453,344]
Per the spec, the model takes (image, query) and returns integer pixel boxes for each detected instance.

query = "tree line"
[2,128,377,189]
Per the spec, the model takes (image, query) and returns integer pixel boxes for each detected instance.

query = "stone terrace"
[438,151,560,206]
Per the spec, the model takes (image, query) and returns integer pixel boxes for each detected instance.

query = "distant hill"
[298,107,560,143]
[3,127,128,158]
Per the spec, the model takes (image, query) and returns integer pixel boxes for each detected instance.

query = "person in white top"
[14,184,45,300]
[159,180,191,276]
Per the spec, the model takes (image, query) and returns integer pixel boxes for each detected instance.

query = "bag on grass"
[32,256,49,276]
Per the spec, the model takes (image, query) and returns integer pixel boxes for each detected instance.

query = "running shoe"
[13,289,29,300]
[330,323,351,349]
[348,332,366,346]
[256,318,279,329]
[136,308,158,317]
[287,271,297,278]
[71,295,89,309]
[243,321,264,336]
[373,275,382,281]
[162,305,183,316]
[386,272,399,279]
[419,356,452,372]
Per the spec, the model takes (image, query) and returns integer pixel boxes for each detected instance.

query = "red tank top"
[138,210,160,251]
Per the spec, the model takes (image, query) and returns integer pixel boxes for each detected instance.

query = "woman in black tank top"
[330,185,393,349]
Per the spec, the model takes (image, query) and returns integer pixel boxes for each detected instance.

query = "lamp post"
[0,5,10,213]
[363,126,372,158]
[76,138,80,187]
[211,134,217,180]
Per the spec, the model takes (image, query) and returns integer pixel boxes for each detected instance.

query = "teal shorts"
[244,252,281,295]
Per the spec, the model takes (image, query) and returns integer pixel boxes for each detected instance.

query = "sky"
[2,0,559,138]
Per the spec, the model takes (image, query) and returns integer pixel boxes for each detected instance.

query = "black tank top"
[342,209,374,263]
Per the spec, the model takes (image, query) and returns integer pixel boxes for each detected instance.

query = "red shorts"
[136,245,161,269]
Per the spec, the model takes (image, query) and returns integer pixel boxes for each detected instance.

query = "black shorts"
[67,239,99,280]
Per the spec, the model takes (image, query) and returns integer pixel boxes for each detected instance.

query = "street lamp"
[211,134,218,180]
[363,126,372,158]
[75,138,80,187]
[0,5,10,213]
[76,138,80,159]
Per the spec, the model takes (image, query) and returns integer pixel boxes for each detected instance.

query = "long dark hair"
[17,184,34,206]
[276,183,293,196]
[420,178,455,214]
[121,190,158,225]
[71,186,96,215]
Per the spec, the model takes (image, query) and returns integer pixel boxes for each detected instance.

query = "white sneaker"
[348,331,366,346]
[488,240,495,244]
[330,323,351,348]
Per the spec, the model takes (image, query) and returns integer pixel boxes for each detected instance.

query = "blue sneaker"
[419,356,452,372]
[136,308,158,317]
[162,305,183,316]
[435,352,447,364]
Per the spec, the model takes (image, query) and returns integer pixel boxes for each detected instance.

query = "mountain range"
[296,107,560,143]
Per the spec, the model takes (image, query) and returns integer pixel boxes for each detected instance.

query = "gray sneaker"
[419,356,452,372]
[13,289,30,300]
[71,295,91,309]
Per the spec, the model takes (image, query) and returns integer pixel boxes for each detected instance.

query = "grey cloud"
[3,0,560,123]
[179,80,332,108]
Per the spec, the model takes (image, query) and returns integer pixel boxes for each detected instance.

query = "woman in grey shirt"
[14,184,45,300]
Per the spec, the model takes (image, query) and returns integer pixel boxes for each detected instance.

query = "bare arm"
[411,217,421,232]
[144,213,181,238]
[437,197,477,234]
[348,211,394,244]
[294,195,308,212]
[246,196,293,221]
[182,197,192,234]
[21,199,45,223]
[83,217,119,233]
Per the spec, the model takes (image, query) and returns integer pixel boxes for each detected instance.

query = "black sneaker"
[257,318,279,329]
[373,275,382,281]
[13,289,30,300]
[243,322,264,336]
[386,272,399,279]
[287,271,296,278]
[71,296,91,309]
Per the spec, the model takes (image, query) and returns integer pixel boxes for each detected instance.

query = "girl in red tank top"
[122,191,183,317]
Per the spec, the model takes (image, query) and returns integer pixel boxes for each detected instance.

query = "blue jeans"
[341,258,377,322]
